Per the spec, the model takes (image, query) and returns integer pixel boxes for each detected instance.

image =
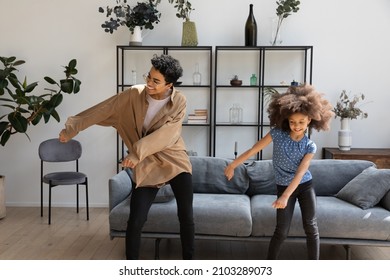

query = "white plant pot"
[129,26,149,46]
[0,175,5,219]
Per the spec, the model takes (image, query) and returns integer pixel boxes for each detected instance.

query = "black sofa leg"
[343,245,351,260]
[155,238,161,260]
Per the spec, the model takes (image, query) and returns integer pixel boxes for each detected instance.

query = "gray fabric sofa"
[108,156,390,259]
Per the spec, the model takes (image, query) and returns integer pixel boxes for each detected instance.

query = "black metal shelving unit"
[213,45,313,159]
[116,45,213,172]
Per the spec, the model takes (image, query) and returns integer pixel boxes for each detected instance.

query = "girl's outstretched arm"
[224,132,272,180]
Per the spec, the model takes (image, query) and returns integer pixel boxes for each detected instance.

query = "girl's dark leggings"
[126,172,194,260]
[267,180,320,260]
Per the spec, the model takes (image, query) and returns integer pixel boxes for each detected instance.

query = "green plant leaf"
[13,60,25,66]
[8,112,28,133]
[0,78,8,89]
[0,97,15,102]
[0,121,8,134]
[0,104,16,110]
[24,81,38,93]
[51,109,60,122]
[44,76,58,85]
[49,93,63,107]
[68,59,77,69]
[60,79,74,93]
[6,57,16,64]
[31,113,42,125]
[43,111,51,123]
[0,129,11,146]
[8,76,21,89]
[73,78,81,93]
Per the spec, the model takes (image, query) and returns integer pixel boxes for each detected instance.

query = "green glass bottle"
[250,74,257,86]
[245,4,257,46]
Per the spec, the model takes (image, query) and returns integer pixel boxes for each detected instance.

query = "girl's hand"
[224,164,235,181]
[272,195,289,209]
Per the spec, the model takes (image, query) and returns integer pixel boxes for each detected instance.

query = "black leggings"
[126,172,194,260]
[267,180,320,260]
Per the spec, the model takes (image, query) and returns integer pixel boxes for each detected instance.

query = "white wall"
[1,0,389,207]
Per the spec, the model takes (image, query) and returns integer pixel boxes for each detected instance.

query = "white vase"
[338,118,352,151]
[129,26,149,46]
[0,175,5,219]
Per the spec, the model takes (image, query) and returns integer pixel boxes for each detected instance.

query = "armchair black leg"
[48,185,52,225]
[40,182,43,217]
[85,178,89,221]
[76,184,79,213]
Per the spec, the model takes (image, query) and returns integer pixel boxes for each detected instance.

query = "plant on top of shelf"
[168,0,194,21]
[271,0,300,46]
[333,90,368,120]
[168,0,197,46]
[0,56,81,146]
[99,0,161,34]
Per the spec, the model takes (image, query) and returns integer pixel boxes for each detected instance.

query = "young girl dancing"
[224,84,334,259]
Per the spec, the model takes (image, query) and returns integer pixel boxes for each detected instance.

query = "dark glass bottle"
[245,4,257,46]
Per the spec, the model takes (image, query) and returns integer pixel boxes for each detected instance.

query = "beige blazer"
[63,85,192,187]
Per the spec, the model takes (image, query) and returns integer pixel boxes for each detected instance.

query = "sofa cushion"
[245,160,276,195]
[109,193,252,237]
[309,159,375,196]
[109,169,132,211]
[191,194,252,236]
[380,191,390,211]
[153,184,174,203]
[251,195,390,240]
[190,156,249,194]
[122,169,174,203]
[336,167,390,209]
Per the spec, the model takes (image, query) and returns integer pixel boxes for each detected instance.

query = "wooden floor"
[1,207,390,260]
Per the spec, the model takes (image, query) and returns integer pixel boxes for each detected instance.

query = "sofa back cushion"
[246,160,276,195]
[190,156,249,194]
[309,159,375,196]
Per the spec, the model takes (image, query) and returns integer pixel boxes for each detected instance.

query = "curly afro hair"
[151,54,183,84]
[267,84,334,133]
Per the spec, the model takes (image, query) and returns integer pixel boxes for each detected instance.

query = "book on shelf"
[187,109,208,124]
[187,119,207,124]
[187,114,207,120]
[194,109,208,115]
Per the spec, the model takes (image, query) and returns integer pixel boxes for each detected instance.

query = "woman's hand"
[122,157,136,169]
[224,164,235,181]
[59,129,70,143]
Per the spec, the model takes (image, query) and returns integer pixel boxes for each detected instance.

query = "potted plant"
[230,75,242,86]
[99,0,161,45]
[333,90,368,120]
[271,0,300,46]
[0,56,81,218]
[167,0,197,46]
[333,90,368,151]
